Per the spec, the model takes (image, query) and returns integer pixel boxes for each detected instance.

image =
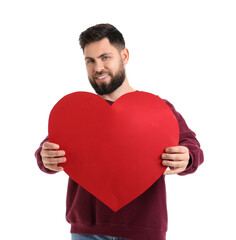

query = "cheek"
[86,65,93,77]
[106,61,120,72]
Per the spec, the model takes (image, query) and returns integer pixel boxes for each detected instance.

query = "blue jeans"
[71,233,128,240]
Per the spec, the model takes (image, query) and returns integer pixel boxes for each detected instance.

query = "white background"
[0,0,235,239]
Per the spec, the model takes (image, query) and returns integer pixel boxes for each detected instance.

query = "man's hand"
[40,142,66,172]
[161,146,190,175]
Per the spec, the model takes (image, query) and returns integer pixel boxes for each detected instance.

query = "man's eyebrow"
[85,56,93,60]
[97,53,113,58]
[85,53,113,60]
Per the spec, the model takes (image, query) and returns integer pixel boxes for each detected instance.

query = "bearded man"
[35,23,204,240]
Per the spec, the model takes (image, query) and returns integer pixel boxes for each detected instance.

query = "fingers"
[42,142,60,150]
[40,142,66,172]
[43,163,64,172]
[164,168,185,175]
[41,149,66,158]
[42,156,66,172]
[41,142,65,158]
[162,146,189,162]
[165,146,188,154]
[161,146,190,175]
[42,156,67,165]
[161,153,184,161]
[162,159,184,168]
[162,157,187,175]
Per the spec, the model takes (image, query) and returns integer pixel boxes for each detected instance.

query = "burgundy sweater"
[35,99,204,240]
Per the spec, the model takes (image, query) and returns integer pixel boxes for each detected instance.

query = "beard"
[89,62,126,95]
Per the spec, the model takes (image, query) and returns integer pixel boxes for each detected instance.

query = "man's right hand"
[40,142,66,172]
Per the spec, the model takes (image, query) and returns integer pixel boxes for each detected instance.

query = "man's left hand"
[161,146,190,175]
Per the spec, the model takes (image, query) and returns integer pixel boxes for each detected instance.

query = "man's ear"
[121,48,129,65]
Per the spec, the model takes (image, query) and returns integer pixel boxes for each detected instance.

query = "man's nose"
[94,61,105,72]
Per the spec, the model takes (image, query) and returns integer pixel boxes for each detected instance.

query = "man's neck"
[100,78,135,102]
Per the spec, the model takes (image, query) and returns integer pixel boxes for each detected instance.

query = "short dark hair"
[79,23,125,51]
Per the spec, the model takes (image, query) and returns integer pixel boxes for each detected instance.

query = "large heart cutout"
[48,91,179,212]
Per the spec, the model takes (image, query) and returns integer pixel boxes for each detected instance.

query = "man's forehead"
[84,38,118,58]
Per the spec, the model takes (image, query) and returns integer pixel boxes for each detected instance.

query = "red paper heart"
[48,91,179,212]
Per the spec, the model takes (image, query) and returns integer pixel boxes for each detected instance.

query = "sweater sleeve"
[34,136,58,174]
[164,100,204,175]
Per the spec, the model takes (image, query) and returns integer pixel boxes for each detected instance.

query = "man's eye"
[86,59,94,64]
[103,56,109,60]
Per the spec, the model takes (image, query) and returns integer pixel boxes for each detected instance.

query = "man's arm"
[162,100,204,175]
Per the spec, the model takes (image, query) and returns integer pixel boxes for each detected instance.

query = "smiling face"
[84,38,129,95]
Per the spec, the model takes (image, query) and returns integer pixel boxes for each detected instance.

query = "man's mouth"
[95,74,110,82]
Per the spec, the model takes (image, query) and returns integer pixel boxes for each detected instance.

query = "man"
[35,24,204,240]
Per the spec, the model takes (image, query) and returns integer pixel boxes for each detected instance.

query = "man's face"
[84,38,127,95]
